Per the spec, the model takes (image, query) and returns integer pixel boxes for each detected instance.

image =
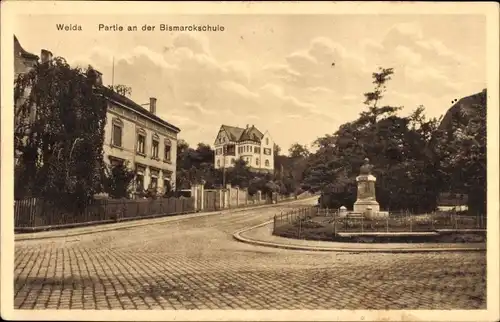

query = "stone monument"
[353,158,380,214]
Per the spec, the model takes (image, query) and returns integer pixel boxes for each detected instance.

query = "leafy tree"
[226,158,253,188]
[435,99,486,215]
[273,143,281,156]
[288,143,310,158]
[303,67,441,212]
[175,141,222,189]
[103,162,136,198]
[108,84,132,97]
[14,58,107,210]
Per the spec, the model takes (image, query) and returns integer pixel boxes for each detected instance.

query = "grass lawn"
[273,213,486,243]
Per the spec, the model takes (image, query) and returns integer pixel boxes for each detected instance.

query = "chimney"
[149,97,157,114]
[40,49,53,64]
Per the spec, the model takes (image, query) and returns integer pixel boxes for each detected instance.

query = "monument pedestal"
[353,174,380,216]
[353,200,380,213]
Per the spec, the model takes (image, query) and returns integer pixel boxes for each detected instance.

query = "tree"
[303,67,441,212]
[175,141,222,189]
[288,143,310,159]
[273,143,281,156]
[226,158,253,188]
[435,100,486,215]
[14,58,107,210]
[103,162,135,199]
[108,84,132,97]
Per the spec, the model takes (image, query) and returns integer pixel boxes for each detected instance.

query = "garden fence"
[14,196,195,232]
[273,207,487,239]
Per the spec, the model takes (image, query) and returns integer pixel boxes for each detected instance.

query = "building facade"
[213,124,274,173]
[14,36,180,195]
[101,83,180,195]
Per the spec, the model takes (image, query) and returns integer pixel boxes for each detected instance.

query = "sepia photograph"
[1,1,499,321]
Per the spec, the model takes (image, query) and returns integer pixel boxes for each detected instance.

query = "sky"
[14,14,486,152]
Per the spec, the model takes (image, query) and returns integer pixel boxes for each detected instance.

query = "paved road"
[14,200,486,310]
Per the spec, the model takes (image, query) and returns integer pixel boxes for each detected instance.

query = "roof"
[14,35,39,60]
[101,87,181,133]
[13,36,180,134]
[220,124,264,142]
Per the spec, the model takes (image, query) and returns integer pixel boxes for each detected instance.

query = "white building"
[213,124,274,173]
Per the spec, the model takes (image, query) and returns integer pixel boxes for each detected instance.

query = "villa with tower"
[213,124,274,174]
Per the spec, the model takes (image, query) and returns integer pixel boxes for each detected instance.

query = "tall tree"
[14,58,107,209]
[303,67,441,212]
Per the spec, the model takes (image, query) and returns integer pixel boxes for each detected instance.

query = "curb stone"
[233,221,486,253]
[15,196,318,241]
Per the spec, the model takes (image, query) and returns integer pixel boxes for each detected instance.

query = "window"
[164,139,172,161]
[136,165,145,192]
[152,140,159,158]
[216,148,222,155]
[136,130,146,154]
[163,179,172,194]
[225,144,235,156]
[265,159,270,167]
[150,168,159,190]
[256,158,260,166]
[254,146,260,154]
[111,118,123,147]
[263,148,272,155]
[109,156,124,167]
[217,159,221,167]
[231,158,235,164]
[136,174,144,192]
[150,177,158,190]
[266,138,269,145]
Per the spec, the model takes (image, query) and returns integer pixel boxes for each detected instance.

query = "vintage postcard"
[1,1,499,321]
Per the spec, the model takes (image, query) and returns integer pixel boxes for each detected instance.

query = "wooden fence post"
[333,209,337,235]
[409,210,412,232]
[298,216,302,239]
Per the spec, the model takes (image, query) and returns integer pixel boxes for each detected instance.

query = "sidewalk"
[15,197,316,241]
[233,221,486,253]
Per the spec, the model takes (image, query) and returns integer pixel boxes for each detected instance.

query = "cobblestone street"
[14,201,486,310]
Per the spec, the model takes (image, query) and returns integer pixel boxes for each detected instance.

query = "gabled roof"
[14,35,39,60]
[220,124,264,143]
[240,126,264,142]
[101,87,181,133]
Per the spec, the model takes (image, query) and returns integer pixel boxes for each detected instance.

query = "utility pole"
[111,56,115,87]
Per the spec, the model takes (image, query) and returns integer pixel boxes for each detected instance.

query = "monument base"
[353,200,380,213]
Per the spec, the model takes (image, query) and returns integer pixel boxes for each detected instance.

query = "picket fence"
[14,196,195,232]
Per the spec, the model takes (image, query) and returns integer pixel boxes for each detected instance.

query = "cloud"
[394,45,422,65]
[218,81,259,100]
[69,19,483,149]
[172,33,211,55]
[183,102,215,115]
